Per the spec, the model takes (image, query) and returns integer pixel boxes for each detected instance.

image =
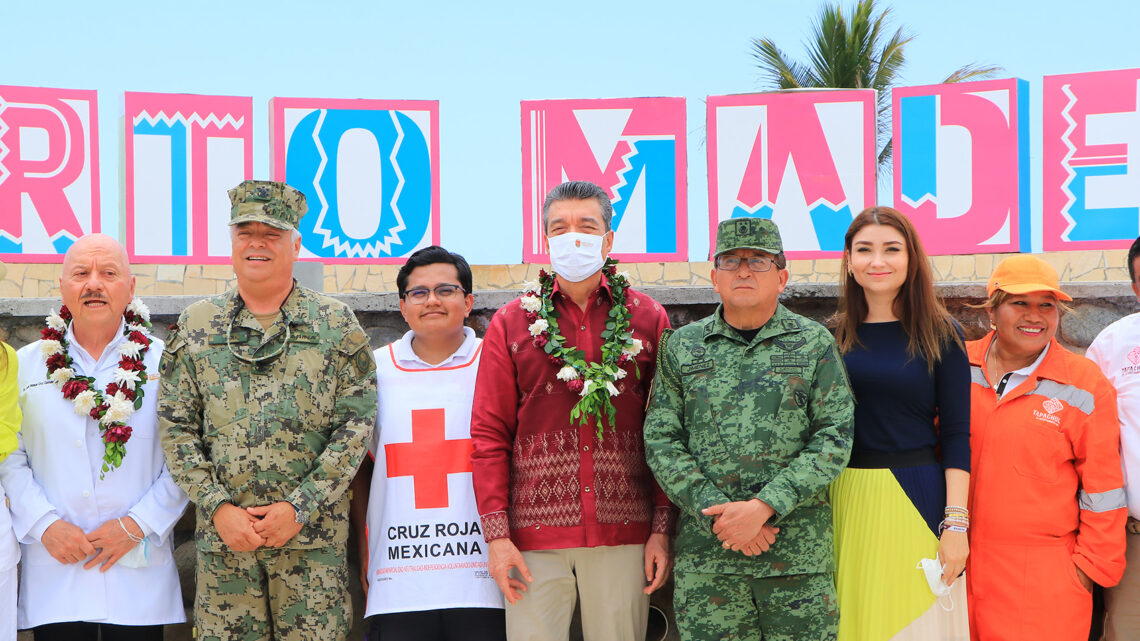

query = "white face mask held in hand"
[118,537,150,569]
[548,232,606,282]
[116,517,150,569]
[916,557,955,611]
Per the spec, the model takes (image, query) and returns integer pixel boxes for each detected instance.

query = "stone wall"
[1,249,1130,300]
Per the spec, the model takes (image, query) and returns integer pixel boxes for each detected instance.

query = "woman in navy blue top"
[830,207,971,640]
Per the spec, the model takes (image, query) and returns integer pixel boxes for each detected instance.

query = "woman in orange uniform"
[967,255,1126,640]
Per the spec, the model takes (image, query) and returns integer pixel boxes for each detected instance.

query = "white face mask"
[118,537,150,569]
[916,557,955,611]
[547,232,607,283]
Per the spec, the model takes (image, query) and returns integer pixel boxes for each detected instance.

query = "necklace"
[521,258,642,440]
[40,299,154,478]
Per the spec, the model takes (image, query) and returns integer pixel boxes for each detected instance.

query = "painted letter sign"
[0,85,100,260]
[521,97,687,262]
[271,98,440,263]
[893,78,1030,254]
[125,92,253,263]
[707,90,875,257]
[1043,68,1140,250]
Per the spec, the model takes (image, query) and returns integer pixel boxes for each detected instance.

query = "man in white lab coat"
[0,234,189,641]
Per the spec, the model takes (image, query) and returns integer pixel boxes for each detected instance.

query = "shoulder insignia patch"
[353,348,376,377]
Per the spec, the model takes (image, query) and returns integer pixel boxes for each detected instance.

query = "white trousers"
[0,564,15,641]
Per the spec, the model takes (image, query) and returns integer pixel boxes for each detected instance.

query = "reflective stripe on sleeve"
[1027,380,1095,415]
[971,366,990,389]
[1079,487,1127,513]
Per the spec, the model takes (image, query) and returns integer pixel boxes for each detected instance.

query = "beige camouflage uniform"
[158,180,377,641]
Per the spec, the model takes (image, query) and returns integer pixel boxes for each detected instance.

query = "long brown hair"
[835,207,960,370]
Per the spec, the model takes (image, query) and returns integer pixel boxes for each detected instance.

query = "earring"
[990,323,997,331]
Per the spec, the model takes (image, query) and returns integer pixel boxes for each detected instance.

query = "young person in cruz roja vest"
[350,245,505,641]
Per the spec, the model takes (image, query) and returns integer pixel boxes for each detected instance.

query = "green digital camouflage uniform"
[644,218,854,641]
[645,305,854,640]
[157,180,378,641]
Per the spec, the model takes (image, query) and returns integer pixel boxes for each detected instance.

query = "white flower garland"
[41,298,154,477]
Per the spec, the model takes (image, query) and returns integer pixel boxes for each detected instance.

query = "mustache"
[80,292,108,301]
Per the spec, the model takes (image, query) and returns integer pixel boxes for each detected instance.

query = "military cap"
[713,217,783,257]
[228,180,307,231]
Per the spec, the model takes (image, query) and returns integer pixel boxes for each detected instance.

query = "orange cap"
[987,254,1072,301]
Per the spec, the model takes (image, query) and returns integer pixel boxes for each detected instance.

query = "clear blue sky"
[3,1,1136,262]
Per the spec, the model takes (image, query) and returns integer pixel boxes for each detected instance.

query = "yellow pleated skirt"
[831,467,969,641]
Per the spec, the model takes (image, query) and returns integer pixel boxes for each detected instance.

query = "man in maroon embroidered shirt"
[471,181,676,641]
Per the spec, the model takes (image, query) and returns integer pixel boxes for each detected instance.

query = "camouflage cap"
[227,180,307,231]
[713,217,783,257]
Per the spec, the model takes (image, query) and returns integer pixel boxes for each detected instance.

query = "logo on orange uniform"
[1034,397,1063,426]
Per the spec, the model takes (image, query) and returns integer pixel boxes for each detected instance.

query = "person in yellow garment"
[0,261,21,641]
[830,207,970,640]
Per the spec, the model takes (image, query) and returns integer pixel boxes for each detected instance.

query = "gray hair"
[541,181,614,233]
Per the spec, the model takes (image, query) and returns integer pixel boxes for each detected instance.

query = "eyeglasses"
[403,284,466,304]
[228,309,292,365]
[714,254,778,272]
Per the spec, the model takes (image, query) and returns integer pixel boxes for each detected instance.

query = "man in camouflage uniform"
[644,217,854,641]
[158,180,377,641]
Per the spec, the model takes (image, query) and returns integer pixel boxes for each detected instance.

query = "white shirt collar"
[65,317,128,374]
[392,327,477,369]
[986,340,1051,399]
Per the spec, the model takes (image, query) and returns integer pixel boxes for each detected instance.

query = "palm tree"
[752,0,1001,169]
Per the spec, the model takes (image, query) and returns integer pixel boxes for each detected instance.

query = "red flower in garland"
[533,335,548,348]
[41,327,64,341]
[566,379,585,393]
[61,379,91,400]
[128,330,151,346]
[104,425,132,444]
[118,356,146,372]
[46,353,68,371]
[90,403,108,421]
[59,306,72,322]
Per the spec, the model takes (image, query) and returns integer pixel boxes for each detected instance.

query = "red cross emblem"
[385,408,473,509]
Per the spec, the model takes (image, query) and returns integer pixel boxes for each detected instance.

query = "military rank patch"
[773,336,806,352]
[779,318,801,332]
[681,359,714,375]
[771,354,809,375]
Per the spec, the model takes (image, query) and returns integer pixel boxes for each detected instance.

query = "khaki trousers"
[1103,521,1140,641]
[506,544,648,641]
